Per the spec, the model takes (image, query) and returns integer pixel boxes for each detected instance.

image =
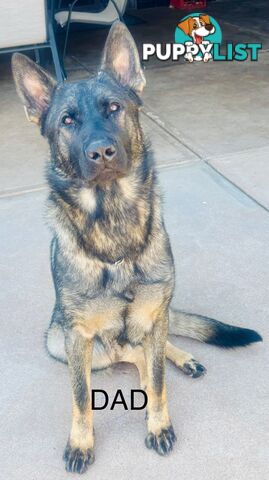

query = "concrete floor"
[0,1,269,478]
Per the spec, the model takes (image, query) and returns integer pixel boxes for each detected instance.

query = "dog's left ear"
[100,21,146,95]
[12,53,56,125]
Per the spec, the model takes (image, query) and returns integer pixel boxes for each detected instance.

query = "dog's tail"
[169,309,262,348]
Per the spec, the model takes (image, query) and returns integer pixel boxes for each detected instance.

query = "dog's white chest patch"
[78,188,96,213]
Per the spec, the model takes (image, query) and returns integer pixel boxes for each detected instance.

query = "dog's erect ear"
[177,18,192,36]
[100,21,146,94]
[200,14,211,25]
[12,53,56,125]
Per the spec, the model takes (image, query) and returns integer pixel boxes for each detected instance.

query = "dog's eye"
[62,115,75,126]
[200,21,205,26]
[108,102,120,114]
[193,23,198,29]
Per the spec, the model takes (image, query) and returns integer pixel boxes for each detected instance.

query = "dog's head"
[178,15,215,44]
[12,22,146,186]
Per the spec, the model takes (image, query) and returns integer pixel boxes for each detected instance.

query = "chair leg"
[48,20,66,82]
[62,12,71,60]
[110,0,125,22]
[34,48,41,64]
[63,0,79,60]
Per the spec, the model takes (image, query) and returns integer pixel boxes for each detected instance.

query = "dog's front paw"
[184,53,194,63]
[145,425,176,456]
[203,52,213,62]
[63,442,95,474]
[182,358,206,378]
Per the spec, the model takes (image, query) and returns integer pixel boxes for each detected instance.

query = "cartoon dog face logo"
[178,14,215,45]
[177,14,216,62]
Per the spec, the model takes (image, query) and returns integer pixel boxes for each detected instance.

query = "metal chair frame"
[58,0,125,62]
[0,0,65,83]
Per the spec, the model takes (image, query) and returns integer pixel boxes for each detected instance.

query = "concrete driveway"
[0,2,268,479]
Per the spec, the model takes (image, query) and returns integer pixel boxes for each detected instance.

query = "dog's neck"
[47,146,160,264]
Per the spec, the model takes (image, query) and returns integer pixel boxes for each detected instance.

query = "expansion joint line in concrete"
[204,161,269,214]
[141,109,203,161]
[0,184,47,200]
[142,108,269,215]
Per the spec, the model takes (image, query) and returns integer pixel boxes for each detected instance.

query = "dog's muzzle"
[81,139,127,182]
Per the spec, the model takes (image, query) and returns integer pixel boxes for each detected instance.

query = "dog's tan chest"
[70,282,168,346]
[71,296,125,340]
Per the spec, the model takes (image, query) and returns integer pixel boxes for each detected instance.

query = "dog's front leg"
[144,310,176,455]
[63,329,95,474]
[203,52,213,62]
[184,52,194,63]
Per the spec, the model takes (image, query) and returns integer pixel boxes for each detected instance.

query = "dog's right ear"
[12,53,56,125]
[177,18,192,36]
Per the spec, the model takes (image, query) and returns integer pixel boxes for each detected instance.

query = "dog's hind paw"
[63,442,94,474]
[182,359,206,378]
[145,425,176,456]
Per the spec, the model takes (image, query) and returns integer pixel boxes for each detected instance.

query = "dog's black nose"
[205,24,213,32]
[86,142,116,163]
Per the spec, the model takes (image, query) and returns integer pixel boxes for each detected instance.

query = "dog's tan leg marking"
[166,340,206,378]
[120,345,148,390]
[63,330,95,474]
[143,309,176,456]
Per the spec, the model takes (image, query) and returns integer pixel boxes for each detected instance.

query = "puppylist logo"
[143,13,262,63]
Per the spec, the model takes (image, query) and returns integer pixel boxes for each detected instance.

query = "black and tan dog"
[12,22,261,475]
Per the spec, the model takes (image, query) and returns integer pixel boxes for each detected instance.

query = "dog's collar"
[113,258,124,266]
[99,256,124,266]
[92,251,125,266]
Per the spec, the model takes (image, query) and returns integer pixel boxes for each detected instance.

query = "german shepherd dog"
[12,21,262,475]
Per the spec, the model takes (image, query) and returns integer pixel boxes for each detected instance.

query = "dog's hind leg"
[119,344,148,390]
[166,341,206,378]
[119,342,206,381]
[45,305,67,364]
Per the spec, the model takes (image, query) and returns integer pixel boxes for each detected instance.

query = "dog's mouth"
[194,33,203,45]
[95,165,126,183]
